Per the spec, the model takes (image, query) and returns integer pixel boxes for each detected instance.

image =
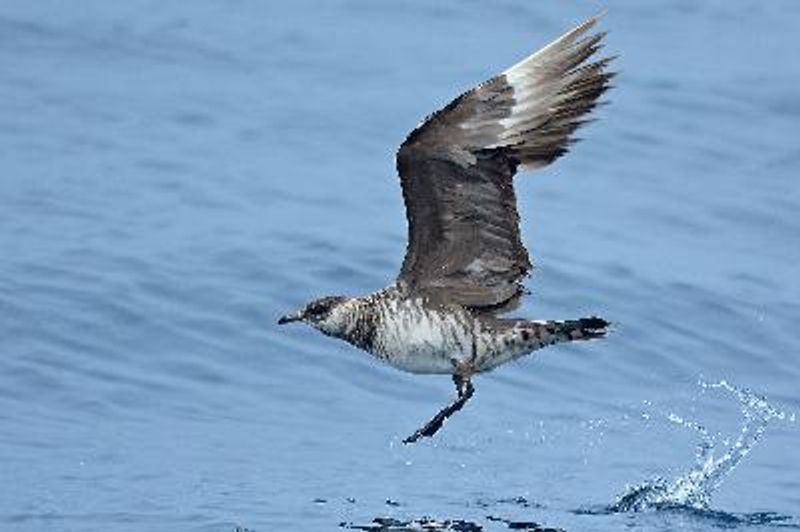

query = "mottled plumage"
[279,13,615,443]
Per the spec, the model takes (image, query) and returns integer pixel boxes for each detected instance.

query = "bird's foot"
[402,380,474,444]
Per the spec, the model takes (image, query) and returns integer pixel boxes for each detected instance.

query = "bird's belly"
[373,314,473,374]
[379,343,459,374]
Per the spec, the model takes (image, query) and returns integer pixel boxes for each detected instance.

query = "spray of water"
[612,380,793,513]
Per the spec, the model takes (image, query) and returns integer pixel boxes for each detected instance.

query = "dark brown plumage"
[396,14,614,308]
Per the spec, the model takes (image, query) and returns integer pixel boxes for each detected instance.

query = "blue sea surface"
[1,1,799,531]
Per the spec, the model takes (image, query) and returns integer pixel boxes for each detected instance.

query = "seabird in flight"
[279,14,615,443]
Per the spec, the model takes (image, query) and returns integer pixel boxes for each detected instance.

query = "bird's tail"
[476,315,610,372]
[542,316,610,341]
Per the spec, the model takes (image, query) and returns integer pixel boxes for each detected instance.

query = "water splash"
[611,380,793,513]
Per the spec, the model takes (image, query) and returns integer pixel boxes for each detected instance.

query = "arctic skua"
[279,14,614,443]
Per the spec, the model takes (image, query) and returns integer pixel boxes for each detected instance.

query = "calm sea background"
[1,1,799,531]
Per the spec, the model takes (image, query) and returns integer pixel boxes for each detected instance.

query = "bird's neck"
[316,288,396,350]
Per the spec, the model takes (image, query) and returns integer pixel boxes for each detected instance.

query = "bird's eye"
[306,302,328,317]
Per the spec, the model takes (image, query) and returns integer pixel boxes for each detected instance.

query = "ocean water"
[1,1,799,531]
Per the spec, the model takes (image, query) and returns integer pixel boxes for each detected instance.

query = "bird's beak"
[278,310,304,325]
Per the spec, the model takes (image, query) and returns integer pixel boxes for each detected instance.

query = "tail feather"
[476,315,610,372]
[560,316,610,340]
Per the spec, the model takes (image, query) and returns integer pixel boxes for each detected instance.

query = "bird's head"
[278,295,349,334]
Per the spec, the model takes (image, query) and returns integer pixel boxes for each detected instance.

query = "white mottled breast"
[372,297,476,374]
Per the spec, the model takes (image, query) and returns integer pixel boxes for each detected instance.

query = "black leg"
[453,373,472,398]
[402,376,474,444]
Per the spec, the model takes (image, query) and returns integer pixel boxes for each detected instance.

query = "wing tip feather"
[503,12,610,78]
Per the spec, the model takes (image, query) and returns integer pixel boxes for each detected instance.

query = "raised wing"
[395,14,614,308]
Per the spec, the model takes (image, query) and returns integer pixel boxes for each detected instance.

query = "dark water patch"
[486,515,564,531]
[343,516,483,531]
[342,514,567,532]
[473,497,543,510]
